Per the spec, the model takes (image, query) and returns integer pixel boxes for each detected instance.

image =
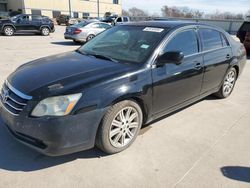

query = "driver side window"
[164,30,199,56]
[19,15,29,22]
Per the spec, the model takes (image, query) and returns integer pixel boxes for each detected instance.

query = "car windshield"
[78,25,168,64]
[10,15,19,21]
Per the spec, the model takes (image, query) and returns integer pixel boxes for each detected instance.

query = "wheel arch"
[110,96,149,124]
[2,24,16,31]
[39,25,51,31]
[232,65,239,79]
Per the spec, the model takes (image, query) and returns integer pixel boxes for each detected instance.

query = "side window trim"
[220,33,230,47]
[198,27,231,53]
[162,28,200,57]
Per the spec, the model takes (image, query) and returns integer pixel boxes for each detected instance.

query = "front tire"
[3,26,15,36]
[41,27,50,36]
[214,67,237,99]
[96,100,143,154]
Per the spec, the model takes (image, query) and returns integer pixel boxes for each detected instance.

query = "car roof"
[123,20,214,29]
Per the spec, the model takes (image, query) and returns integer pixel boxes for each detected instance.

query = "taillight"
[74,28,82,34]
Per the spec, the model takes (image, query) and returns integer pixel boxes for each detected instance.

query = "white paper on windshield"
[143,27,164,33]
[141,44,150,49]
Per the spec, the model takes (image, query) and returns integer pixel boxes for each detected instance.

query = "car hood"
[0,19,10,24]
[7,51,135,98]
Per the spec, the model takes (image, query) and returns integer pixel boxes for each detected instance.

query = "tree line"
[122,6,250,20]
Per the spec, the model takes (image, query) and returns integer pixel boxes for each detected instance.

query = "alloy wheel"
[223,69,236,96]
[87,35,95,41]
[109,107,140,148]
[42,28,50,36]
[4,27,14,36]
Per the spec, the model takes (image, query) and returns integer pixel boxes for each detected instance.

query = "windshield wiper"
[89,53,118,63]
[76,50,118,63]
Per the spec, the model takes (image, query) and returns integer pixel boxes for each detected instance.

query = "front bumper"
[0,101,107,156]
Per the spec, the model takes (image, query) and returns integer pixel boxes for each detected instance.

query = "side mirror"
[16,18,21,23]
[156,51,184,66]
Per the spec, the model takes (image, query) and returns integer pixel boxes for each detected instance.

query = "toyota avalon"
[0,21,247,156]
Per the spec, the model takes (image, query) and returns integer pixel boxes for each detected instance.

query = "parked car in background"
[112,16,130,26]
[64,21,111,43]
[243,31,250,52]
[68,18,81,25]
[101,16,117,24]
[0,14,55,36]
[101,16,130,26]
[56,14,80,26]
[0,11,21,20]
[0,12,9,19]
[0,21,246,156]
[237,21,250,53]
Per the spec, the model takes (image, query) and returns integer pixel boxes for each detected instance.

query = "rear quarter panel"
[227,33,247,76]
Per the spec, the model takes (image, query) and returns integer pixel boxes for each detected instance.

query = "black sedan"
[0,21,247,156]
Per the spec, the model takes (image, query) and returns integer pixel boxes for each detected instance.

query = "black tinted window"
[20,15,29,21]
[200,29,223,51]
[240,22,250,32]
[32,15,42,21]
[123,17,128,22]
[164,30,198,56]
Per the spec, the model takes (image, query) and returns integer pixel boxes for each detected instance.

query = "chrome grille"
[0,81,32,116]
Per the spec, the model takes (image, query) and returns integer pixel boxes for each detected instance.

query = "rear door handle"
[194,62,202,70]
[226,54,231,59]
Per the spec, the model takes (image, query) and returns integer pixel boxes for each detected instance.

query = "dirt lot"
[0,26,250,188]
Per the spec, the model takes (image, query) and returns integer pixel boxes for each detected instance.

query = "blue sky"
[123,0,250,14]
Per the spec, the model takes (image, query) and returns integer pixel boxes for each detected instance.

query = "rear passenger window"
[200,29,223,51]
[32,15,42,21]
[123,17,128,22]
[164,30,198,56]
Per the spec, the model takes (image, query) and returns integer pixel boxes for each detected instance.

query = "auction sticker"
[143,27,164,33]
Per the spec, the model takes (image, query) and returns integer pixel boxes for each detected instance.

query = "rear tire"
[3,26,14,36]
[86,34,95,42]
[96,100,143,154]
[214,67,237,99]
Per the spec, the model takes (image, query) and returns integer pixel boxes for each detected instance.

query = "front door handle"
[194,62,202,70]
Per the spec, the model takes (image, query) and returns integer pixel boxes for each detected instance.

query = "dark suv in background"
[237,21,250,53]
[0,14,55,36]
[56,14,70,26]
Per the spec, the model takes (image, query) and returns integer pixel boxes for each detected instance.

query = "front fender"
[75,68,153,122]
[1,24,16,31]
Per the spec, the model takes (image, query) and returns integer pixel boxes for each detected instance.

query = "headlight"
[31,93,82,117]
